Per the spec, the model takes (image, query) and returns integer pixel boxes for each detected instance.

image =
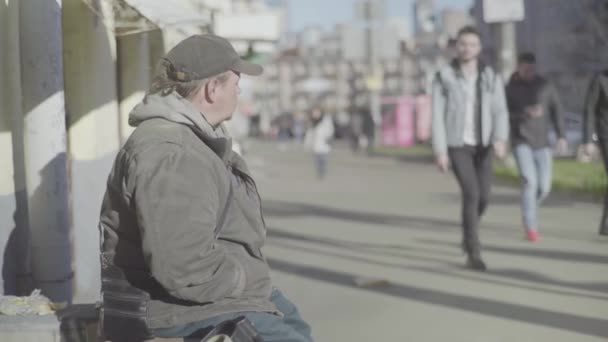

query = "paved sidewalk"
[247,140,608,342]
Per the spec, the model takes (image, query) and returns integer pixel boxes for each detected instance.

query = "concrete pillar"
[0,0,17,295]
[3,0,32,298]
[117,32,150,144]
[19,0,72,303]
[494,21,517,80]
[148,29,165,80]
[63,0,120,304]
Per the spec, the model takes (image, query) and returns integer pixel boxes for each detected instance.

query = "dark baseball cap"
[163,34,263,82]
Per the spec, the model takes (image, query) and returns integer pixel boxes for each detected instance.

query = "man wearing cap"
[98,35,313,341]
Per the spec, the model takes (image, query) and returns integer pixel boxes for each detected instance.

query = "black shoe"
[466,256,487,271]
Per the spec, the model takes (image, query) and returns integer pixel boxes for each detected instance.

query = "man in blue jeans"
[506,53,568,241]
[154,288,311,341]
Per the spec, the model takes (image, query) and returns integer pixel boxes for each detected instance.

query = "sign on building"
[483,0,525,23]
[214,12,281,41]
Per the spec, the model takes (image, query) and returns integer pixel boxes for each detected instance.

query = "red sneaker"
[526,230,540,242]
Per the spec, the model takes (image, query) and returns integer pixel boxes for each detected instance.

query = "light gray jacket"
[431,61,509,155]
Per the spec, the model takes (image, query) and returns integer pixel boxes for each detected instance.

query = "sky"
[284,0,473,33]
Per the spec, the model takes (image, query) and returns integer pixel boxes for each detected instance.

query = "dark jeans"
[314,153,328,179]
[152,288,313,342]
[599,140,608,234]
[448,145,493,258]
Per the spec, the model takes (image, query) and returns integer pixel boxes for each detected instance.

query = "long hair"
[150,59,230,99]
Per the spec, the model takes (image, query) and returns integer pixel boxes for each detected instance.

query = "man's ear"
[204,81,215,104]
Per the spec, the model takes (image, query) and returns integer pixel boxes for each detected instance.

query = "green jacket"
[99,92,276,329]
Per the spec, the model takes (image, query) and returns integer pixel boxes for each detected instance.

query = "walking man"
[582,70,608,236]
[506,52,568,242]
[432,26,509,271]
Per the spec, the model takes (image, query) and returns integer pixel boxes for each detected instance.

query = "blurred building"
[414,0,436,36]
[472,0,608,114]
[193,0,286,138]
[440,8,473,40]
[258,0,473,131]
[411,0,462,95]
[198,0,284,54]
[264,19,418,125]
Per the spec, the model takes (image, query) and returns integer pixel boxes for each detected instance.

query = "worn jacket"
[431,61,510,156]
[583,70,608,143]
[505,73,565,149]
[99,92,276,330]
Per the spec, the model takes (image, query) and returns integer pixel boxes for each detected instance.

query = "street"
[246,140,608,342]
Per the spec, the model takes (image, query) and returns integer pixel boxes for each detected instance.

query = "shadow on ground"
[268,228,608,298]
[268,256,608,339]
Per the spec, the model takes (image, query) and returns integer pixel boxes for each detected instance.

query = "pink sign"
[382,96,415,147]
[395,97,415,147]
[415,95,432,142]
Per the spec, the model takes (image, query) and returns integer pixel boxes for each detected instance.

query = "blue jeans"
[152,288,313,342]
[513,145,553,231]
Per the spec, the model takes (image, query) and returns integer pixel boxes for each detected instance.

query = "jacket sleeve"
[505,80,522,125]
[547,83,566,139]
[326,118,335,140]
[431,72,448,156]
[583,75,600,144]
[130,143,246,303]
[491,74,510,143]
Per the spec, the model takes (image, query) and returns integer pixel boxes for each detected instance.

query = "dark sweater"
[583,70,608,143]
[505,73,565,149]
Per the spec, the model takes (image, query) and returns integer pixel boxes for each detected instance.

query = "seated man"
[98,34,313,342]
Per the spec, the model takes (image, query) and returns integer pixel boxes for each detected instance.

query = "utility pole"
[494,21,517,80]
[482,0,524,80]
[363,0,383,125]
[358,0,385,154]
[19,0,72,303]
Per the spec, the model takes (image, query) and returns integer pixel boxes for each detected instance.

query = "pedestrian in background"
[431,26,510,271]
[505,52,568,242]
[305,104,335,180]
[582,70,608,236]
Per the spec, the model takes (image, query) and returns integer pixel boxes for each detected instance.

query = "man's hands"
[556,138,568,155]
[525,105,544,118]
[493,141,507,159]
[436,154,450,173]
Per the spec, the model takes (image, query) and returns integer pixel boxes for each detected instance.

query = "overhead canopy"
[82,0,212,36]
[122,0,211,29]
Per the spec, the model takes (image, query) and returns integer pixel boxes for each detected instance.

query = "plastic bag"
[0,289,55,316]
